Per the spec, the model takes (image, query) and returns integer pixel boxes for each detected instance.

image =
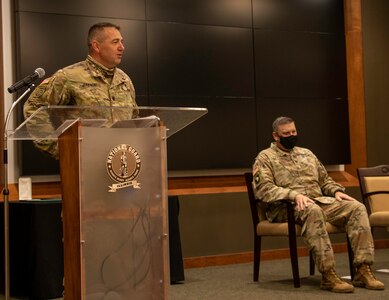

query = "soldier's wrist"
[289,190,299,201]
[333,189,344,196]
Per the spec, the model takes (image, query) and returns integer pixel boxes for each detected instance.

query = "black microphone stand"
[2,84,35,300]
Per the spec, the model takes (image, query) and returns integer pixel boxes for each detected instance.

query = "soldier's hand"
[335,191,356,202]
[294,194,315,211]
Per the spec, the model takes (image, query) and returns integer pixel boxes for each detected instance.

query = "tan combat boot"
[352,264,385,290]
[320,269,354,293]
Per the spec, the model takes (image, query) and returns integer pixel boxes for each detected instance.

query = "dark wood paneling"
[147,22,255,97]
[149,96,257,170]
[16,0,145,20]
[254,30,347,99]
[253,0,344,32]
[147,0,252,27]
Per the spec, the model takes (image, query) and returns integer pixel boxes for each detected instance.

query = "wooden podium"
[9,105,207,299]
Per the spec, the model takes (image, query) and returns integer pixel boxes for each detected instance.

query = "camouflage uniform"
[253,143,374,272]
[23,55,138,158]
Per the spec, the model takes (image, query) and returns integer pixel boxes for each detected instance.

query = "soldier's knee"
[350,200,366,211]
[308,203,323,212]
[307,204,326,218]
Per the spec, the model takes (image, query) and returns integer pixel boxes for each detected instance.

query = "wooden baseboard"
[183,239,389,269]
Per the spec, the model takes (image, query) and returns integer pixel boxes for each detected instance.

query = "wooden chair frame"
[357,165,389,215]
[357,165,389,230]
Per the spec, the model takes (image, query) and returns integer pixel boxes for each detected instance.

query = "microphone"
[7,67,45,93]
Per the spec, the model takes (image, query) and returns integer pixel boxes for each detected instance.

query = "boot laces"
[326,269,343,283]
[361,264,377,280]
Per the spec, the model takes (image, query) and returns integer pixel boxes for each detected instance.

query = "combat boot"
[352,263,385,290]
[320,268,354,293]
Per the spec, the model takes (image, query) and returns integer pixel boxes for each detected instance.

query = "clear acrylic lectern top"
[7,105,208,140]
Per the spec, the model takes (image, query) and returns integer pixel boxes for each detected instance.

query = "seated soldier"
[252,116,384,293]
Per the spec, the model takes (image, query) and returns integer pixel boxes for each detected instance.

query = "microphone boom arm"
[2,83,35,300]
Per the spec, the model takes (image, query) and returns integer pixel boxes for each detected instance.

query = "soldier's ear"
[91,40,100,53]
[272,131,279,141]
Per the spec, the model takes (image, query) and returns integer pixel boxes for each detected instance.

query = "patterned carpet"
[169,248,389,300]
[1,248,388,299]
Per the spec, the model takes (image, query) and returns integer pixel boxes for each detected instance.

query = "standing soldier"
[23,22,138,158]
[252,116,385,293]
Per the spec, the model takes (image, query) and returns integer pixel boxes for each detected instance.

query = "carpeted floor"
[1,248,388,299]
[169,248,389,300]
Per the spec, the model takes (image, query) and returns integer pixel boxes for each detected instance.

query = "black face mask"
[279,135,298,150]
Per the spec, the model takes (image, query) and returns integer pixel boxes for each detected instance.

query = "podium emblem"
[106,144,141,192]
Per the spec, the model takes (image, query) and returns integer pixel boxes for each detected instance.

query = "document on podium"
[110,115,160,129]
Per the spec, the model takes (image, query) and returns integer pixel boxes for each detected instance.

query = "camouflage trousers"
[293,199,374,273]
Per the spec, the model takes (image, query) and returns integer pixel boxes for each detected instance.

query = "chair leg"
[309,251,315,275]
[254,235,261,282]
[286,202,300,288]
[346,235,355,280]
[288,234,301,288]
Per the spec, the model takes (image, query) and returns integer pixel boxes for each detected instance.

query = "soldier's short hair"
[272,116,295,132]
[87,22,121,47]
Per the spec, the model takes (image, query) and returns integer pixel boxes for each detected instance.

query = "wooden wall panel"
[344,0,367,176]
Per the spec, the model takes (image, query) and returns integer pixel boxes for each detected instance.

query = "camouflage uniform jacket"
[253,142,345,222]
[23,55,138,158]
[24,55,137,112]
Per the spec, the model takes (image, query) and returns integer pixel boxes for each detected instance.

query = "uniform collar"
[86,55,115,78]
[270,142,296,155]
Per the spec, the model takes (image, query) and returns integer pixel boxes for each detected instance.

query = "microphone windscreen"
[35,67,45,78]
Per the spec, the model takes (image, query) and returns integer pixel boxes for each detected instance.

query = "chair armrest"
[362,190,389,215]
[363,190,389,198]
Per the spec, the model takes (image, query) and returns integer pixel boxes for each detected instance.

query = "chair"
[244,172,354,288]
[357,165,389,231]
